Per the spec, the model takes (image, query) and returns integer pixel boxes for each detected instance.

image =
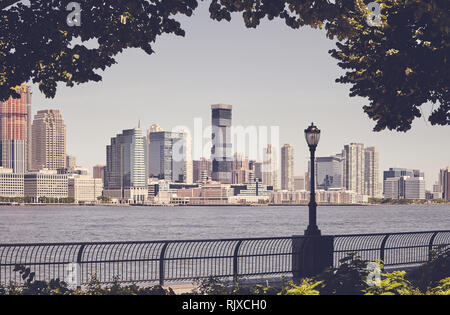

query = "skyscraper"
[232,153,253,184]
[148,126,192,183]
[66,154,76,169]
[343,143,365,195]
[104,128,148,203]
[314,155,344,190]
[281,144,294,191]
[211,104,232,184]
[364,147,380,198]
[31,110,67,170]
[262,144,277,189]
[93,164,105,182]
[0,84,32,173]
[439,167,450,201]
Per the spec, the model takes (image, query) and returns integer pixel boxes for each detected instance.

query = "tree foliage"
[1,0,448,131]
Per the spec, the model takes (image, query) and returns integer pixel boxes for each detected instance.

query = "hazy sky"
[28,3,448,189]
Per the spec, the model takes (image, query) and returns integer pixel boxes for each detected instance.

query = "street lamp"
[304,123,321,236]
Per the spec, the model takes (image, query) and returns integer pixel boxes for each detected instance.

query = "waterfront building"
[270,189,368,205]
[342,143,365,195]
[104,128,148,203]
[24,169,68,202]
[364,147,381,198]
[439,167,450,201]
[281,144,294,191]
[0,167,24,198]
[193,158,212,183]
[0,84,32,173]
[31,110,66,170]
[68,175,103,203]
[211,104,233,184]
[148,125,192,183]
[383,175,425,200]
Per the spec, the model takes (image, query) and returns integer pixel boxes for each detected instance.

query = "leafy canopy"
[1,0,448,131]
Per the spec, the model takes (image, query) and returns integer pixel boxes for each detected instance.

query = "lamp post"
[304,123,321,236]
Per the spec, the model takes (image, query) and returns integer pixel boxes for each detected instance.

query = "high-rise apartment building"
[262,144,277,189]
[314,155,344,191]
[31,110,66,170]
[104,128,148,203]
[148,125,192,183]
[281,144,294,191]
[211,104,233,184]
[193,158,212,183]
[0,84,32,173]
[364,147,380,198]
[343,143,365,195]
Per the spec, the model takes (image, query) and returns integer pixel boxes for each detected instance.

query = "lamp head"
[304,122,321,147]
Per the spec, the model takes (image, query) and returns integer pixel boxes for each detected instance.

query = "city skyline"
[23,3,448,189]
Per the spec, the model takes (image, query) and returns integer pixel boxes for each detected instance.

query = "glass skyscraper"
[314,155,344,190]
[104,128,148,203]
[211,104,233,184]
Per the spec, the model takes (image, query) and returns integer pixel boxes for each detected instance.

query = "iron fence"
[0,230,449,286]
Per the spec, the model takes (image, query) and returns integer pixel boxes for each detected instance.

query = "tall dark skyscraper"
[211,104,232,184]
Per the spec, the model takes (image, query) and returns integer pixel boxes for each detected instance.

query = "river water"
[0,204,448,243]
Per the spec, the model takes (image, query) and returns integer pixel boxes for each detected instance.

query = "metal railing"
[0,230,449,286]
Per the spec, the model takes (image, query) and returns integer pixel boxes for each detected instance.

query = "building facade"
[68,175,103,203]
[0,84,32,173]
[0,167,24,198]
[211,104,233,184]
[364,147,380,198]
[281,144,294,191]
[93,164,105,182]
[148,127,192,183]
[31,110,66,170]
[262,144,277,189]
[342,143,365,195]
[24,170,68,202]
[314,155,344,191]
[193,158,212,183]
[104,128,148,203]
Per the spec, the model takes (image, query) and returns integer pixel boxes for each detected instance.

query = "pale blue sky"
[28,3,449,189]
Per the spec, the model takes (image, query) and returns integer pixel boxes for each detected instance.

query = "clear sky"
[28,2,449,189]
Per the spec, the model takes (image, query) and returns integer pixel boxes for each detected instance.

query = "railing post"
[233,240,243,283]
[380,234,390,264]
[159,242,169,286]
[75,244,85,289]
[428,232,439,261]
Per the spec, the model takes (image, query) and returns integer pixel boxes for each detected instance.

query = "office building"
[314,155,344,191]
[0,84,32,173]
[68,175,103,203]
[24,169,68,202]
[440,167,450,201]
[211,104,233,184]
[193,158,212,183]
[0,167,24,198]
[148,125,192,183]
[383,167,423,196]
[31,110,66,170]
[364,147,380,198]
[281,144,294,191]
[104,128,148,203]
[383,175,425,200]
[342,143,365,195]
